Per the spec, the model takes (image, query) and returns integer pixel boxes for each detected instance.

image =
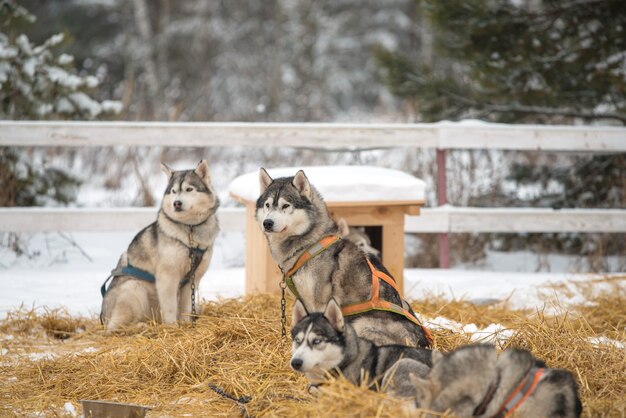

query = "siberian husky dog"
[410,344,582,417]
[100,160,219,332]
[256,168,431,347]
[337,218,381,258]
[290,299,432,395]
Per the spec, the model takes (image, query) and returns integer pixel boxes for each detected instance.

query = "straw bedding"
[0,277,624,417]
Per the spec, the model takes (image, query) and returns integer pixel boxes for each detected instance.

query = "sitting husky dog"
[257,168,431,348]
[290,298,432,395]
[410,344,582,417]
[100,160,219,332]
[337,218,381,258]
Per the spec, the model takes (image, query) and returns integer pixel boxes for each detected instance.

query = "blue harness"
[100,246,206,297]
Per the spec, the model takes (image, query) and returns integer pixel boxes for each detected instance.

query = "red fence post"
[437,149,450,268]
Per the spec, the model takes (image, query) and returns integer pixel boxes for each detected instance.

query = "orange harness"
[284,235,434,346]
[492,367,545,418]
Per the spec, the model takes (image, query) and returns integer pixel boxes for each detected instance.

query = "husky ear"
[324,298,345,331]
[337,218,350,237]
[195,160,211,184]
[431,349,444,365]
[160,162,173,178]
[259,167,273,193]
[292,170,311,199]
[409,373,433,407]
[292,299,308,325]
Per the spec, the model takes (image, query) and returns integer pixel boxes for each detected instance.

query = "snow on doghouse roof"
[228,165,426,203]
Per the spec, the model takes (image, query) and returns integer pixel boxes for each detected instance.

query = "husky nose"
[291,358,303,371]
[263,219,274,231]
[173,200,183,210]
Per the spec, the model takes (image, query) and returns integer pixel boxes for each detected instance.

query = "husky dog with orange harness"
[410,344,582,418]
[256,168,432,348]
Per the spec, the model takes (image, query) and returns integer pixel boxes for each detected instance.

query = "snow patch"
[69,92,102,117]
[63,402,77,418]
[424,317,515,345]
[27,351,56,361]
[101,100,123,114]
[229,166,426,203]
[47,67,83,90]
[57,54,74,65]
[588,337,625,349]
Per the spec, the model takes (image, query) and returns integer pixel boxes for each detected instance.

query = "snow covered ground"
[1,231,619,319]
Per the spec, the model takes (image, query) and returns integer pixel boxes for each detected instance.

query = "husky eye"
[185,187,193,192]
[311,338,322,345]
[282,203,290,210]
[171,189,177,194]
[265,202,270,209]
[294,336,302,344]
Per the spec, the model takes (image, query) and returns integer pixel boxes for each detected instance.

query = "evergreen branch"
[441,89,626,125]
[477,103,626,125]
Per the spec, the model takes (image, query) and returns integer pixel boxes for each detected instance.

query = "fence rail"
[1,121,625,151]
[1,207,624,234]
[1,121,625,250]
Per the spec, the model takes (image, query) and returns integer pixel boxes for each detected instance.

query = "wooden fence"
[1,121,625,266]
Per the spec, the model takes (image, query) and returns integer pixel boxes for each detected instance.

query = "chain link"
[280,278,287,338]
[190,272,197,326]
[188,227,197,326]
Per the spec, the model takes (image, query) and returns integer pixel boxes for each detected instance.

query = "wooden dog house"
[228,166,426,297]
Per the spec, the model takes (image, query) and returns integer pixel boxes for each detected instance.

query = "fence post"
[437,149,450,268]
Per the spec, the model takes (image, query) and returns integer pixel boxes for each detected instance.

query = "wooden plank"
[405,210,449,233]
[1,207,625,233]
[328,205,405,226]
[405,207,626,233]
[446,208,626,233]
[0,207,245,233]
[381,213,406,295]
[1,121,625,151]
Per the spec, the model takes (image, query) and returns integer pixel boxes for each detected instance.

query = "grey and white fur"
[101,160,219,332]
[337,217,381,258]
[290,298,432,396]
[411,344,582,418]
[256,168,430,348]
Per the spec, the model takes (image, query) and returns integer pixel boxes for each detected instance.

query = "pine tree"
[375,0,626,124]
[0,0,122,208]
[0,1,122,119]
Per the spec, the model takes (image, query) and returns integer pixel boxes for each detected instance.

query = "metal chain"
[280,278,287,338]
[188,227,197,327]
[190,267,197,326]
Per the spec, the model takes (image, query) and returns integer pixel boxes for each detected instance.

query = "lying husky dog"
[256,168,432,347]
[100,160,219,332]
[337,218,381,258]
[410,344,582,418]
[290,299,432,394]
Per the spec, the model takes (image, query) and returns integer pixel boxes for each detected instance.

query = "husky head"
[160,160,219,225]
[337,218,381,258]
[255,168,316,237]
[290,299,346,374]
